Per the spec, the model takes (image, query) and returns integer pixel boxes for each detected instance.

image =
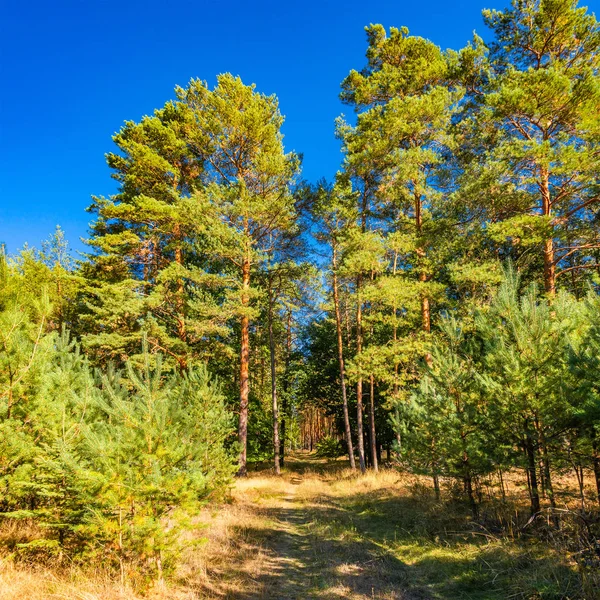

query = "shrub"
[0,329,236,587]
[315,436,344,458]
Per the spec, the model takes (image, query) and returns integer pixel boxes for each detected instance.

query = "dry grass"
[1,454,598,599]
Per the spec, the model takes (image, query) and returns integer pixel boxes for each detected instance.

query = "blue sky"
[2,0,598,256]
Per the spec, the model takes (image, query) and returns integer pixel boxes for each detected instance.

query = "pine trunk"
[540,167,556,296]
[368,271,378,472]
[524,420,541,514]
[237,255,251,476]
[333,249,355,469]
[394,405,402,456]
[592,433,600,508]
[369,374,378,472]
[280,311,292,467]
[392,253,402,458]
[268,279,280,475]
[462,444,477,517]
[433,473,441,502]
[356,275,366,473]
[174,224,187,371]
[536,418,556,510]
[432,438,440,501]
[415,189,430,333]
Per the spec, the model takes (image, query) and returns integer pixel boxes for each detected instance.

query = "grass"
[1,453,598,599]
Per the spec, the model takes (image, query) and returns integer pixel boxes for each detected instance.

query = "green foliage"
[3,4,600,595]
[395,266,594,515]
[81,347,235,581]
[0,256,235,585]
[315,436,344,458]
[461,0,600,293]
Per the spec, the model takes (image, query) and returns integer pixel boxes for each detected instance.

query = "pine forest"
[1,0,600,598]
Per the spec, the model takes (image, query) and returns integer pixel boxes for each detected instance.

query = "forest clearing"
[1,454,598,599]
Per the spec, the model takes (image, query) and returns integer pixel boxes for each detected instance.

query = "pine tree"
[84,345,235,583]
[467,0,600,295]
[85,99,230,369]
[569,290,600,505]
[340,25,461,333]
[177,75,301,475]
[477,268,576,513]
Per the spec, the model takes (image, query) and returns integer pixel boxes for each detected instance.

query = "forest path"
[195,455,428,600]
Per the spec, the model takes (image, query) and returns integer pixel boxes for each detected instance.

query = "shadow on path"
[194,476,431,600]
[190,455,584,599]
[240,498,429,600]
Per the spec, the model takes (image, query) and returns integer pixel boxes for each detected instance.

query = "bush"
[0,329,236,587]
[315,436,344,458]
[81,351,236,583]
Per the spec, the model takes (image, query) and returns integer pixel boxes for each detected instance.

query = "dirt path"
[195,459,427,600]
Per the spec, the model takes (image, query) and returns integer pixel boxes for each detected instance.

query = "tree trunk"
[498,469,506,502]
[280,310,292,467]
[524,420,541,514]
[414,189,430,333]
[464,471,478,518]
[369,374,378,472]
[420,278,430,333]
[237,255,251,476]
[268,279,280,475]
[356,275,366,473]
[433,473,440,501]
[333,249,356,469]
[462,458,477,517]
[592,432,600,508]
[572,461,586,512]
[432,439,440,501]
[392,252,403,459]
[460,423,477,517]
[367,268,378,473]
[174,224,187,371]
[280,401,286,466]
[394,406,402,456]
[535,418,556,510]
[540,166,556,296]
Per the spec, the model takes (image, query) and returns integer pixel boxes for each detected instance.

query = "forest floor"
[1,453,595,599]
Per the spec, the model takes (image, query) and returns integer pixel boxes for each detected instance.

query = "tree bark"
[237,255,251,476]
[268,277,280,475]
[367,269,378,472]
[464,471,477,518]
[498,469,506,502]
[280,310,292,466]
[433,473,440,502]
[356,275,366,473]
[415,189,430,333]
[535,417,556,510]
[394,406,402,456]
[332,248,356,469]
[369,374,378,472]
[540,166,556,296]
[461,436,477,517]
[432,438,441,501]
[392,252,402,458]
[592,432,600,508]
[524,420,541,514]
[572,461,585,512]
[174,224,187,371]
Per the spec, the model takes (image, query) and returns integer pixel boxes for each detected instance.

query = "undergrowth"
[0,455,598,599]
